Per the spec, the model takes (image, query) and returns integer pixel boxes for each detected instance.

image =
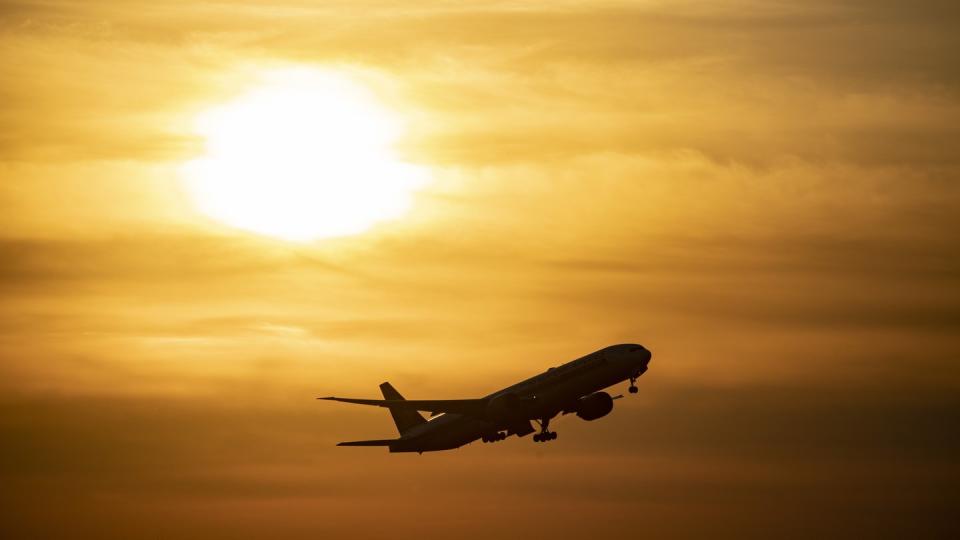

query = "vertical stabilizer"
[379,382,426,435]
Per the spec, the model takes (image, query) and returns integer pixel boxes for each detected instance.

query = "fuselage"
[388,343,651,452]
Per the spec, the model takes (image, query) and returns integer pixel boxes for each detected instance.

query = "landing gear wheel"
[629,385,638,394]
[484,432,507,443]
[532,417,558,443]
[531,417,559,443]
[629,375,639,394]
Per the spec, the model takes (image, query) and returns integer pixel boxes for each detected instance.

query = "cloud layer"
[1,1,958,538]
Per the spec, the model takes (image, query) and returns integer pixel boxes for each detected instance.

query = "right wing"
[318,396,488,417]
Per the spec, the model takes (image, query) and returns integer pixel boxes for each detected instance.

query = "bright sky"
[1,1,958,538]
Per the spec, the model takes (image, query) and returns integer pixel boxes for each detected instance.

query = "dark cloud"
[543,230,960,335]
[0,234,356,292]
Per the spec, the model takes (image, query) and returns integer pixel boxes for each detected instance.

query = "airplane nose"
[640,347,652,366]
[629,345,651,372]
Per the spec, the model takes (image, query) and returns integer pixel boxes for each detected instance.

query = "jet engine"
[575,392,614,421]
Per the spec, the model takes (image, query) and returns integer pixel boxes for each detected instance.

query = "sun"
[181,68,427,241]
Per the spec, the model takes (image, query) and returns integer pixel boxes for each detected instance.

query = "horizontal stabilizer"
[319,396,487,417]
[337,439,397,447]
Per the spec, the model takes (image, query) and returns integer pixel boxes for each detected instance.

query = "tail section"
[380,382,426,435]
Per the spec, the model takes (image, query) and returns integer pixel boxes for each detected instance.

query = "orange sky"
[1,1,958,538]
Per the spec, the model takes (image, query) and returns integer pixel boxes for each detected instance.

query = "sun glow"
[181,68,427,241]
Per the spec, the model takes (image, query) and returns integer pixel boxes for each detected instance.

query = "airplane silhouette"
[319,343,651,452]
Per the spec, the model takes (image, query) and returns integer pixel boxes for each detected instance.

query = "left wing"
[318,396,488,417]
[336,439,396,447]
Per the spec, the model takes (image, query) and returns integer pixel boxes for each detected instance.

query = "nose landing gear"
[628,375,639,394]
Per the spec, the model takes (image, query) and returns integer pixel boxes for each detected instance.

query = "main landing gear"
[628,375,639,394]
[533,432,557,442]
[482,432,506,443]
[532,418,557,443]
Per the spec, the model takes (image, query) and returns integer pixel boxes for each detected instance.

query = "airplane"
[318,343,651,453]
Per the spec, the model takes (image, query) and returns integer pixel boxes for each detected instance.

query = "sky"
[1,1,959,538]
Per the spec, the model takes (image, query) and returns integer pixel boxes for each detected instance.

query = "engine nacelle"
[575,392,614,421]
